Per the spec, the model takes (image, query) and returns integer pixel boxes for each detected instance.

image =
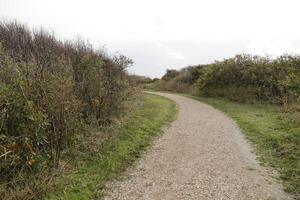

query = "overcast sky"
[1,0,300,78]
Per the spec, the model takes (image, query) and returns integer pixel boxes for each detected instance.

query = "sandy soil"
[104,92,291,200]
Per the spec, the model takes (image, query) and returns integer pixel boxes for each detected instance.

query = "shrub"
[155,54,300,105]
[162,69,180,81]
[0,21,133,198]
[197,54,300,104]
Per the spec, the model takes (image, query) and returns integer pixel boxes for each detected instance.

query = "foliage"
[0,21,132,199]
[196,54,300,104]
[128,75,153,85]
[155,54,300,105]
[162,69,180,81]
[144,66,201,95]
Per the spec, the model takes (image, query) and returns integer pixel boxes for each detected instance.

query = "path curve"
[104,92,290,200]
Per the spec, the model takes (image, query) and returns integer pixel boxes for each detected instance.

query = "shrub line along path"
[104,92,291,200]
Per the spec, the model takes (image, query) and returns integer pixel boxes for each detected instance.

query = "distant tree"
[162,69,179,80]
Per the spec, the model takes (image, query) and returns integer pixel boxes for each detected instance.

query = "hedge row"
[153,54,300,104]
[0,21,133,198]
[197,54,300,104]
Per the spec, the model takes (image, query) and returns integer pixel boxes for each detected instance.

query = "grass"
[44,94,177,199]
[184,94,300,196]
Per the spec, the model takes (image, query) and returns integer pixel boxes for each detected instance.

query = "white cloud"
[1,0,300,77]
[246,39,300,56]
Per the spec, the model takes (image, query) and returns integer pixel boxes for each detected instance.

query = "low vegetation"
[0,21,133,199]
[146,54,300,104]
[45,94,177,199]
[128,74,155,85]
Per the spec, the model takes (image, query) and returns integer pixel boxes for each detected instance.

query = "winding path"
[104,92,290,200]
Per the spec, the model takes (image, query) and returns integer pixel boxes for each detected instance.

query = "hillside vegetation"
[148,54,300,104]
[145,55,300,195]
[0,21,133,199]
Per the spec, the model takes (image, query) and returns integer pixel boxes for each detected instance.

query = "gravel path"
[104,92,291,200]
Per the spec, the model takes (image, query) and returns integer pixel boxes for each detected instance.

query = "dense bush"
[161,69,180,81]
[0,21,132,198]
[153,54,300,104]
[145,66,200,94]
[197,54,300,104]
[128,74,154,86]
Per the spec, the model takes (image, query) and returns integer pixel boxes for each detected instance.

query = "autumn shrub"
[155,54,300,105]
[0,52,48,179]
[197,54,300,104]
[129,75,153,85]
[145,66,200,94]
[162,69,180,81]
[0,21,132,198]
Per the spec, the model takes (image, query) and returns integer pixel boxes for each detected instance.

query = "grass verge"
[45,94,177,199]
[184,94,299,196]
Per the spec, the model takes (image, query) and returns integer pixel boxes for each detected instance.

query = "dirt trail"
[104,92,291,200]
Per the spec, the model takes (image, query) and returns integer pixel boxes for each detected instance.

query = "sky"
[1,0,300,78]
